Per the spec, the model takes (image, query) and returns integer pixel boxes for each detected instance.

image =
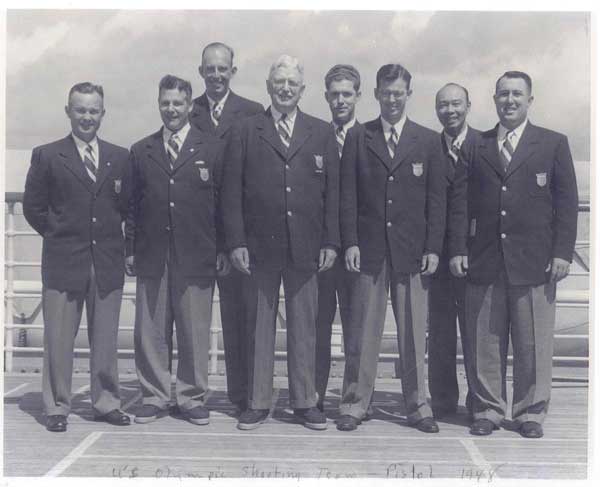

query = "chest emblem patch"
[114,179,122,194]
[314,155,324,170]
[199,168,210,181]
[536,172,547,187]
[412,162,424,177]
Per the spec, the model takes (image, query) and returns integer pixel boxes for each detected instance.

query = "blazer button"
[287,210,293,216]
[387,199,393,205]
[92,217,97,223]
[166,226,171,231]
[170,179,175,185]
[388,176,394,182]
[501,233,507,239]
[286,187,291,192]
[501,186,507,192]
[386,222,392,227]
[170,202,175,208]
[501,210,506,216]
[92,240,97,245]
[285,165,291,170]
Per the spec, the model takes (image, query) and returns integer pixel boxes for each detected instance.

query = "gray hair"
[268,54,304,81]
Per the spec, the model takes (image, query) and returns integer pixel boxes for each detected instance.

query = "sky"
[5,9,591,160]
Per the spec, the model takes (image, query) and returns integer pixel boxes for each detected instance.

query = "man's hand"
[216,252,231,277]
[450,255,468,278]
[345,245,360,273]
[318,248,337,272]
[125,255,136,276]
[230,247,251,275]
[421,253,439,276]
[546,257,570,282]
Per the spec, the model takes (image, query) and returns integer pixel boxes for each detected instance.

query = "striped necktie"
[212,103,223,127]
[335,125,345,158]
[449,137,460,165]
[387,126,399,158]
[277,113,291,149]
[167,133,180,169]
[83,144,97,182]
[499,131,515,172]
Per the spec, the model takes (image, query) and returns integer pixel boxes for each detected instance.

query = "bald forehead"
[202,45,233,65]
[436,84,468,103]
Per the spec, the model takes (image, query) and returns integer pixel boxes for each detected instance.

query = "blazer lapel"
[478,126,505,178]
[389,119,418,173]
[146,129,171,174]
[93,139,113,193]
[171,126,206,172]
[286,110,312,161]
[505,122,539,179]
[365,118,393,171]
[190,94,216,134]
[258,108,288,160]
[215,91,241,138]
[58,135,94,192]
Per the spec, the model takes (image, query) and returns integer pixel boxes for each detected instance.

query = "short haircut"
[325,64,361,91]
[437,82,470,104]
[68,82,104,104]
[376,64,412,90]
[496,71,533,93]
[202,42,235,65]
[158,74,192,100]
[268,54,304,81]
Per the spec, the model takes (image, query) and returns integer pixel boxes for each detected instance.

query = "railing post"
[5,201,16,372]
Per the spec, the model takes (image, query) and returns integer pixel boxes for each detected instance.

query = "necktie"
[212,103,223,126]
[387,126,399,158]
[335,125,345,158]
[499,131,515,172]
[449,137,460,165]
[277,114,291,149]
[83,144,97,182]
[167,133,180,169]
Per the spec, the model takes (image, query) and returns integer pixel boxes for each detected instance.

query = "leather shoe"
[415,417,439,433]
[95,409,131,426]
[520,421,543,438]
[46,415,67,432]
[336,415,361,431]
[470,418,499,436]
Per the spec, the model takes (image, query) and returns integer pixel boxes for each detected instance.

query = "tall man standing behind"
[449,71,578,438]
[24,82,131,432]
[428,83,480,419]
[126,75,229,426]
[315,64,361,413]
[190,42,264,413]
[222,55,340,431]
[338,64,447,433]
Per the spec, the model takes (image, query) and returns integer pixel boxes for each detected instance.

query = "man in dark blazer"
[190,42,264,413]
[428,83,480,419]
[222,54,340,431]
[126,75,229,426]
[23,82,131,432]
[337,64,447,433]
[449,71,578,438]
[315,64,361,413]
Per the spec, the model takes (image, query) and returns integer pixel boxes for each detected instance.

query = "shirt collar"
[498,118,528,142]
[380,114,407,137]
[333,117,357,134]
[163,122,191,145]
[443,124,469,150]
[271,105,298,125]
[71,133,99,153]
[207,90,230,111]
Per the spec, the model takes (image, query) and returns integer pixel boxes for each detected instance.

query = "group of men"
[23,42,578,439]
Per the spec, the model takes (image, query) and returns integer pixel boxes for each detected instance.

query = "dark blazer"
[340,117,447,275]
[125,125,224,278]
[23,135,130,294]
[221,108,340,271]
[190,91,264,140]
[436,126,481,278]
[450,122,578,286]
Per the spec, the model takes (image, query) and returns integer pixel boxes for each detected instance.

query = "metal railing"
[4,193,590,372]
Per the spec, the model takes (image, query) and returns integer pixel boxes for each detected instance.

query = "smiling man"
[449,71,579,438]
[23,82,131,432]
[126,75,228,426]
[221,55,340,431]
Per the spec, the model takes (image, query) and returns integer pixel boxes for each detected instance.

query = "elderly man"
[449,71,578,438]
[222,55,340,430]
[23,82,131,432]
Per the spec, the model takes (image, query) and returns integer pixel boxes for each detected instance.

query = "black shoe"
[183,405,210,425]
[238,408,269,430]
[470,418,499,436]
[95,409,131,426]
[294,407,327,430]
[336,414,361,431]
[46,414,67,432]
[519,421,543,438]
[415,417,440,433]
[134,404,168,424]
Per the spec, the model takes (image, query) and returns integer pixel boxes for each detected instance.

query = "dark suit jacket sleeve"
[124,147,140,257]
[221,121,247,251]
[551,134,579,262]
[322,129,341,250]
[425,134,447,256]
[447,156,469,258]
[339,127,359,250]
[23,147,50,236]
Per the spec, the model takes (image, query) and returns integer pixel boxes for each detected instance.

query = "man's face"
[374,77,412,125]
[493,76,533,129]
[266,66,305,114]
[65,91,105,142]
[325,79,361,126]
[436,85,470,136]
[158,88,193,132]
[199,46,237,99]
